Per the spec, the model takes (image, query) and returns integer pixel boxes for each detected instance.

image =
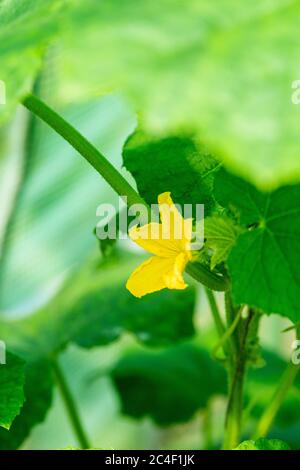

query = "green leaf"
[123,134,219,214]
[0,360,53,449]
[204,215,242,269]
[71,284,196,350]
[0,352,25,430]
[0,0,64,122]
[0,254,196,360]
[61,0,300,189]
[214,168,300,321]
[235,438,290,450]
[111,342,226,426]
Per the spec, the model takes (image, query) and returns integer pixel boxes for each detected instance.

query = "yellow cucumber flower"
[126,192,193,298]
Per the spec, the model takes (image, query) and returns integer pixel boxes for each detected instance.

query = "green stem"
[204,288,225,338]
[202,402,213,450]
[212,307,242,360]
[252,362,299,440]
[223,374,244,449]
[224,292,239,353]
[223,308,253,449]
[223,291,237,378]
[52,357,91,449]
[22,94,147,210]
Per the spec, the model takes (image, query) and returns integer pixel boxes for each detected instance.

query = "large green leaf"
[0,253,196,360]
[0,0,65,122]
[236,438,290,450]
[123,134,219,214]
[111,342,226,426]
[0,360,53,449]
[214,168,300,321]
[0,352,25,430]
[60,0,300,189]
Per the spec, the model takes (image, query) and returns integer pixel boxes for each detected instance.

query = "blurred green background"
[1,0,300,450]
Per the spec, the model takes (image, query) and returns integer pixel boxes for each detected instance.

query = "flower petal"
[158,192,193,251]
[129,223,180,257]
[126,253,189,298]
[164,252,190,289]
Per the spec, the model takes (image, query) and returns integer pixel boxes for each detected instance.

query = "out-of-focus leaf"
[235,438,290,450]
[111,342,226,426]
[0,0,65,122]
[0,95,135,316]
[214,168,300,322]
[0,360,53,449]
[0,253,196,360]
[0,352,25,430]
[123,134,219,215]
[71,284,196,350]
[61,0,300,189]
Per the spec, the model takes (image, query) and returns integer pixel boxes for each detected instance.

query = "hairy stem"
[52,357,91,449]
[224,291,239,355]
[223,291,237,380]
[223,307,254,449]
[204,288,226,338]
[213,306,242,360]
[22,94,147,209]
[252,362,299,439]
[202,401,213,450]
